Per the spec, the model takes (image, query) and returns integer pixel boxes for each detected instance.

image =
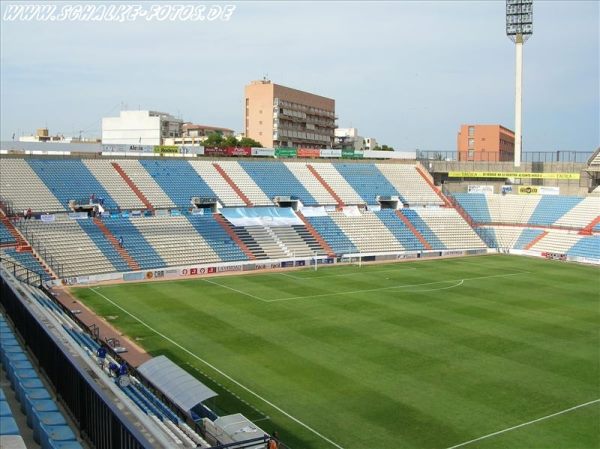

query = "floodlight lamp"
[506,0,533,43]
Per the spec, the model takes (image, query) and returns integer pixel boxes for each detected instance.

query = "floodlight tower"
[506,0,533,167]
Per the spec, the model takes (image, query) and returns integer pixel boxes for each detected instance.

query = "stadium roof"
[137,355,217,412]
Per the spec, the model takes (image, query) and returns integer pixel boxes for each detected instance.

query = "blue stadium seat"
[139,159,216,207]
[305,215,357,254]
[334,163,403,204]
[33,411,67,444]
[400,209,446,249]
[239,161,317,205]
[513,229,545,249]
[27,159,118,210]
[528,196,584,226]
[452,193,492,223]
[0,220,16,245]
[101,217,165,270]
[76,220,129,271]
[375,210,425,251]
[187,214,247,262]
[567,236,600,260]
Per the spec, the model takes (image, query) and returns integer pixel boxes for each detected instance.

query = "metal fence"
[417,150,593,164]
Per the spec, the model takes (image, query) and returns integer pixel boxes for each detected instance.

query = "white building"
[363,137,378,151]
[334,128,378,151]
[102,110,183,145]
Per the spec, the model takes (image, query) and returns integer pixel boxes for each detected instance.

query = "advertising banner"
[468,185,494,194]
[251,148,275,157]
[204,147,228,156]
[297,148,321,158]
[40,214,55,222]
[518,186,559,195]
[501,185,513,194]
[275,147,298,158]
[225,147,251,157]
[153,145,179,154]
[342,149,364,159]
[320,149,342,158]
[449,171,580,180]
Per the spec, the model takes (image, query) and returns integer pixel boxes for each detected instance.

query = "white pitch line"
[278,272,305,280]
[405,279,464,293]
[278,267,417,281]
[89,288,345,449]
[266,271,530,303]
[200,278,268,302]
[443,398,600,449]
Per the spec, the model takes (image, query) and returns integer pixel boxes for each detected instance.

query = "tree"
[223,135,238,147]
[238,137,263,148]
[202,132,224,147]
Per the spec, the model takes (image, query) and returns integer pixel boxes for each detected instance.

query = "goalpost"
[340,253,362,268]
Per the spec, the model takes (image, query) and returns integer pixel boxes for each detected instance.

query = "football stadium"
[1,1,599,449]
[1,151,599,449]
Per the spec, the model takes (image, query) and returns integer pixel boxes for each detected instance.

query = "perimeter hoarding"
[448,171,580,180]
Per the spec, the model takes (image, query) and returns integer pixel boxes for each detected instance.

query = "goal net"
[340,255,362,267]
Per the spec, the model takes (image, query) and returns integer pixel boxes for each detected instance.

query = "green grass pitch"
[73,255,600,449]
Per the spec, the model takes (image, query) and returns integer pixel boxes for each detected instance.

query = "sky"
[1,0,598,151]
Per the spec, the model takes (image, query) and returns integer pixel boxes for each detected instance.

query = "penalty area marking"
[278,266,418,281]
[89,287,345,449]
[266,271,530,303]
[443,398,600,449]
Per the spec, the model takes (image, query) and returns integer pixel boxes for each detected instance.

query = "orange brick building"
[457,124,515,162]
[244,80,336,148]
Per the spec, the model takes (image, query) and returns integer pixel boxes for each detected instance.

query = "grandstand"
[0,153,598,449]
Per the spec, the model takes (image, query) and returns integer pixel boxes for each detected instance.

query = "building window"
[259,121,262,125]
[259,132,262,136]
[468,150,474,159]
[468,126,475,137]
[468,138,475,148]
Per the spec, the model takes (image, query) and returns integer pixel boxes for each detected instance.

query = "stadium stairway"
[513,229,546,250]
[239,160,318,205]
[306,164,345,207]
[451,193,492,224]
[0,214,30,251]
[110,162,155,212]
[414,164,452,207]
[295,211,336,257]
[77,219,131,272]
[304,214,358,255]
[138,159,217,208]
[400,209,446,250]
[579,215,600,235]
[0,220,16,246]
[92,218,140,271]
[524,230,549,250]
[1,248,54,283]
[211,163,253,206]
[393,210,432,250]
[308,163,363,205]
[186,214,249,262]
[371,209,424,251]
[213,214,256,260]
